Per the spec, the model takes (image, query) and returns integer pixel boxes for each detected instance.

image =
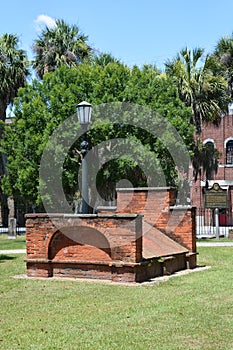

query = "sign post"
[204,183,228,240]
[214,208,220,240]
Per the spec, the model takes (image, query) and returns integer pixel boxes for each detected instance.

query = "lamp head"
[77,100,92,125]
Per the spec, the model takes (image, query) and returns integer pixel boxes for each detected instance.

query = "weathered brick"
[25,188,196,282]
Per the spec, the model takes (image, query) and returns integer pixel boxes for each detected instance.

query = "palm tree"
[32,19,93,78]
[0,33,29,225]
[0,33,29,123]
[213,34,233,99]
[166,47,228,134]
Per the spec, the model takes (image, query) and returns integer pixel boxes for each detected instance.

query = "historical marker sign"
[204,183,228,209]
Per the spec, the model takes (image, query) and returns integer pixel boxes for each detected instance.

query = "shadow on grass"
[0,255,17,263]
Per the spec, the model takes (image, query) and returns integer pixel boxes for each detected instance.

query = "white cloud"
[35,15,56,31]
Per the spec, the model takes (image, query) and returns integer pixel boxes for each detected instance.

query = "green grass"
[0,235,26,250]
[0,248,233,350]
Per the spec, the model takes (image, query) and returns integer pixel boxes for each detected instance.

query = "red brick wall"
[116,188,196,252]
[201,115,233,167]
[49,231,111,262]
[190,115,233,208]
[26,213,143,264]
[117,187,175,225]
[167,207,196,252]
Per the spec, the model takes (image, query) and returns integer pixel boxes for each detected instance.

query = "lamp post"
[77,100,92,214]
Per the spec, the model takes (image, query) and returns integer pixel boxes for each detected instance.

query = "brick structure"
[25,187,197,283]
[116,187,196,252]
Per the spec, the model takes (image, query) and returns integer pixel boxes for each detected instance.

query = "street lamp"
[77,100,92,214]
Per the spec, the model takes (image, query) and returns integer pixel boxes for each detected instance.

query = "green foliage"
[2,62,193,210]
[0,33,29,120]
[212,34,233,98]
[91,52,121,67]
[166,47,229,133]
[0,33,29,217]
[32,19,92,79]
[192,140,220,184]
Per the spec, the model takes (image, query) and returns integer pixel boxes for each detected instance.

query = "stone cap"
[25,213,143,219]
[116,187,174,192]
[96,206,117,212]
[169,205,195,210]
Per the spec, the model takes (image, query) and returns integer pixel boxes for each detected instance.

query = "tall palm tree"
[32,19,93,78]
[0,33,29,123]
[0,33,29,225]
[166,47,228,134]
[213,34,233,99]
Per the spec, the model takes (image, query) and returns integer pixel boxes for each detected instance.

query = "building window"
[205,141,214,148]
[226,140,233,164]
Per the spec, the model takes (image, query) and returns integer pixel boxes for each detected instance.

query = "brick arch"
[203,138,215,146]
[224,137,233,148]
[225,138,233,165]
[48,226,111,262]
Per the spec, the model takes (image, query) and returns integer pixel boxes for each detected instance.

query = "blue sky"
[1,0,233,69]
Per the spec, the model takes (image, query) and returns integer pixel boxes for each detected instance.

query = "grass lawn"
[0,247,233,350]
[0,235,26,250]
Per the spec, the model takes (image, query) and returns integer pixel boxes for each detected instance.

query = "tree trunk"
[192,101,202,134]
[0,101,9,226]
[0,101,8,176]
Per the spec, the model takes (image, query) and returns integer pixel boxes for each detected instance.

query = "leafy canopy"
[2,62,193,210]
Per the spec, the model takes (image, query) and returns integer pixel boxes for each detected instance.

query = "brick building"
[190,111,233,233]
